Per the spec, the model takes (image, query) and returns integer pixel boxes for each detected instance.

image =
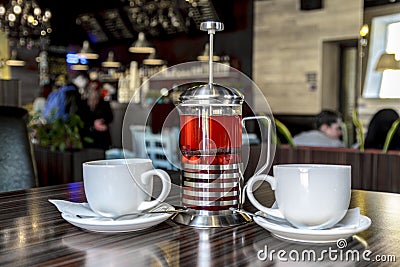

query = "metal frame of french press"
[171,21,251,228]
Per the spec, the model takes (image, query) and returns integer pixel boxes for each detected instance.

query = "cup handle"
[137,169,171,211]
[246,174,285,219]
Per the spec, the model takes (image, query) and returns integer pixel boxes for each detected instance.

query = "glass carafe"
[179,83,243,212]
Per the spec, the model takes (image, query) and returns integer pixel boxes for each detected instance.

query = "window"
[363,13,400,98]
[379,22,400,98]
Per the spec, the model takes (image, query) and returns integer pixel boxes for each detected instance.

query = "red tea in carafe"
[179,112,242,211]
[180,114,242,165]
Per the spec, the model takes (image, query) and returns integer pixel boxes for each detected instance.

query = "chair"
[0,106,38,192]
[144,127,179,170]
[129,125,151,158]
[130,125,179,170]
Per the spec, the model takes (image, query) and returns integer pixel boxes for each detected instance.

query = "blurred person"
[364,109,400,150]
[293,110,345,147]
[32,79,54,115]
[42,71,89,121]
[80,78,114,150]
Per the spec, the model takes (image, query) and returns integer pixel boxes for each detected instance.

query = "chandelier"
[0,0,52,48]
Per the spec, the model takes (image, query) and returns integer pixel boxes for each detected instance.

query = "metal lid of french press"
[179,21,244,105]
[179,83,243,105]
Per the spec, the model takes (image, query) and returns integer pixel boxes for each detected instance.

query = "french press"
[172,21,272,227]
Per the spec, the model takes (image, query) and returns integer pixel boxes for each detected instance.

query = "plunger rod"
[200,21,224,85]
[209,31,214,85]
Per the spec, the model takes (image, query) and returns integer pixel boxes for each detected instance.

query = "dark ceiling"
[34,0,400,49]
[36,0,236,48]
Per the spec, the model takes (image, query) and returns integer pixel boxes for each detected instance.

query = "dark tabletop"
[0,179,399,266]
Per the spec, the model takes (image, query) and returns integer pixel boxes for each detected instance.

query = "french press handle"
[241,116,272,176]
[239,116,272,207]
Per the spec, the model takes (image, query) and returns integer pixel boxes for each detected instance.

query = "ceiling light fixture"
[70,62,89,71]
[129,32,155,54]
[101,51,121,68]
[143,52,165,65]
[375,52,400,71]
[197,43,220,62]
[6,49,25,67]
[0,0,52,48]
[77,40,99,60]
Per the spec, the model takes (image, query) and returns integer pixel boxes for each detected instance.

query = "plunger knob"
[200,21,224,34]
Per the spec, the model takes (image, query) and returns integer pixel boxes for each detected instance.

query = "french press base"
[172,211,251,228]
[171,160,251,228]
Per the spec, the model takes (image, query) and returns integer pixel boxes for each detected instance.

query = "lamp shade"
[6,49,25,67]
[129,32,155,54]
[143,52,165,65]
[70,63,89,71]
[101,51,121,68]
[375,52,400,71]
[77,40,99,60]
[197,43,220,62]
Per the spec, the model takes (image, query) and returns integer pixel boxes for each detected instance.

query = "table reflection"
[186,227,256,266]
[1,183,399,266]
[62,232,179,266]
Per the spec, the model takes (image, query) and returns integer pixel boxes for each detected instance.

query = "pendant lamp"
[129,32,155,54]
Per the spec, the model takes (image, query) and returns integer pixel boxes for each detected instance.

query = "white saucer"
[254,211,371,243]
[61,203,173,233]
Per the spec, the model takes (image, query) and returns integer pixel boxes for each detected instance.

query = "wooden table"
[0,181,399,266]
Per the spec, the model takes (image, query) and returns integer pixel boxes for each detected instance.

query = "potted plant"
[28,111,104,186]
[29,112,91,152]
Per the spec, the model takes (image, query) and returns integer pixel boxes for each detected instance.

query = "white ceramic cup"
[83,158,171,217]
[246,164,351,229]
